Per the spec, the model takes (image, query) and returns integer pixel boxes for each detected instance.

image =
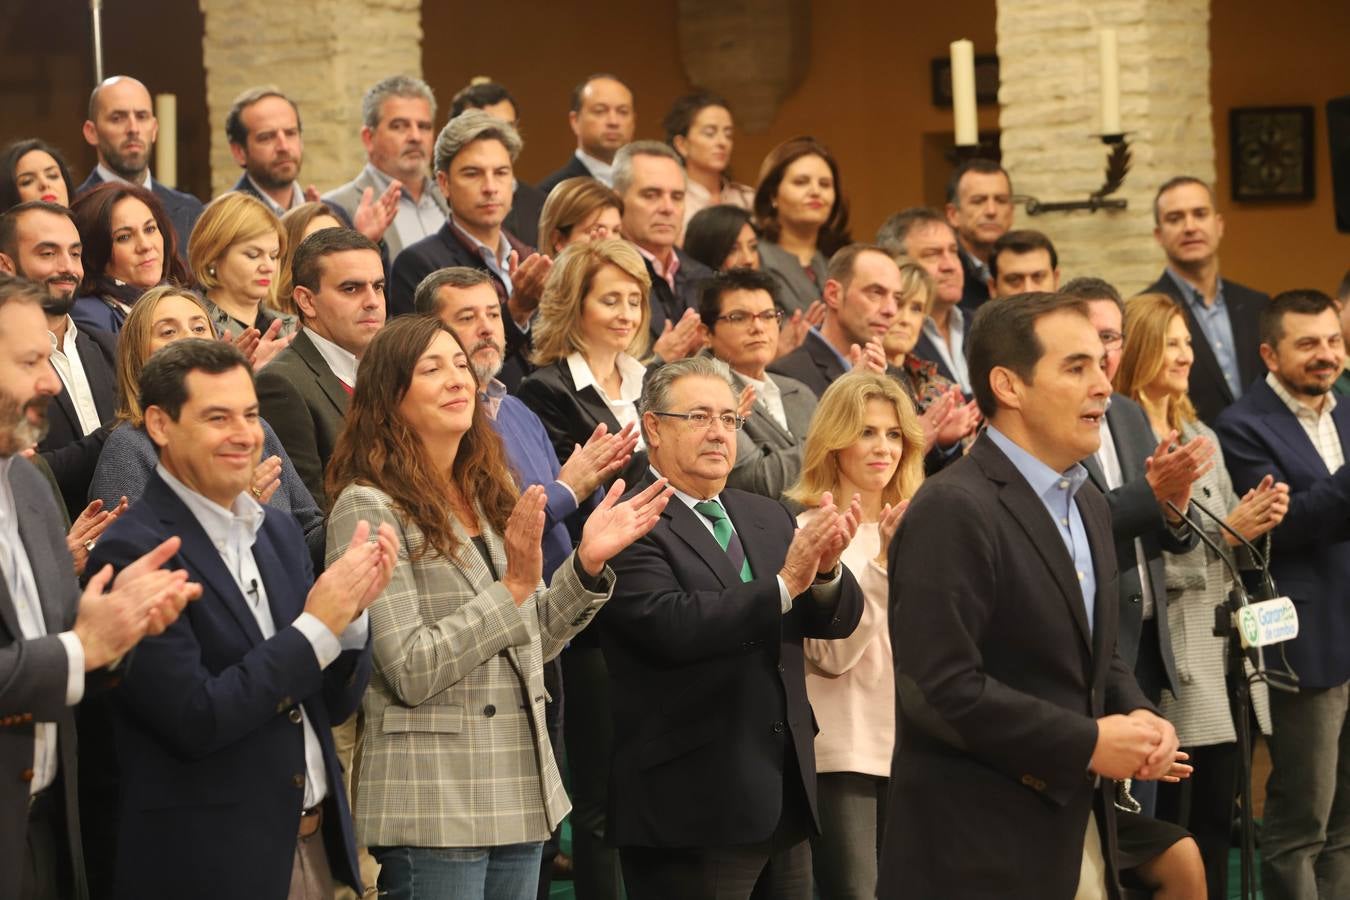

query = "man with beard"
[1215,290,1350,900]
[0,202,117,519]
[324,75,446,262]
[0,272,199,900]
[77,76,205,249]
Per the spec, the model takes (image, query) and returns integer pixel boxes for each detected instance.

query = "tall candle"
[950,39,978,147]
[155,93,177,188]
[1099,30,1121,135]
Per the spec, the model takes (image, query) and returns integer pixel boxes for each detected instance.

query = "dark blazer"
[1215,376,1350,689]
[89,473,371,899]
[535,155,592,199]
[229,172,354,228]
[387,222,534,389]
[643,248,712,340]
[37,325,118,519]
[1082,394,1195,699]
[910,329,960,386]
[878,433,1154,900]
[0,458,89,900]
[957,245,990,314]
[515,359,649,490]
[76,170,204,252]
[599,478,863,847]
[767,329,846,399]
[725,368,817,499]
[1143,271,1268,425]
[255,331,350,509]
[504,179,547,249]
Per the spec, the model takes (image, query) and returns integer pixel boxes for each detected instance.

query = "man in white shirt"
[536,74,636,196]
[87,337,395,899]
[0,272,197,900]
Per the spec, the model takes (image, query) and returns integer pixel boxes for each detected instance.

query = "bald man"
[77,76,204,245]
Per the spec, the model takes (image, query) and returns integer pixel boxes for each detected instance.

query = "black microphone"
[1165,501,1250,606]
[246,578,260,605]
[1186,496,1278,602]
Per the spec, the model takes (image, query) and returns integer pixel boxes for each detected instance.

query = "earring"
[207,265,216,277]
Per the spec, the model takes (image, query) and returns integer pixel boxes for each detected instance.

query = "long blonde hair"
[787,372,925,510]
[530,238,652,366]
[1114,292,1197,432]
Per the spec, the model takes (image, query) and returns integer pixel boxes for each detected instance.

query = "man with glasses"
[1062,277,1211,815]
[598,356,863,900]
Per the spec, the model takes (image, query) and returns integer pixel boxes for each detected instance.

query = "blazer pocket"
[381,704,465,734]
[637,720,721,770]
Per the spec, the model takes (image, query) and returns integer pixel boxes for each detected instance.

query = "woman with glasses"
[697,268,816,500]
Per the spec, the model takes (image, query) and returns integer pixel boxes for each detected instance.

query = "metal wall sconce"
[1021,134,1132,215]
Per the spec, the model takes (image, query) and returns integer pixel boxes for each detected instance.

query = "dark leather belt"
[299,803,323,838]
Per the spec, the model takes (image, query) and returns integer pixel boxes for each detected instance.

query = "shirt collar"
[95,162,152,190]
[1165,267,1226,309]
[985,425,1089,501]
[633,243,680,290]
[1266,371,1337,420]
[47,315,79,355]
[246,174,305,215]
[566,350,646,400]
[362,162,434,206]
[575,149,614,186]
[156,462,265,544]
[305,328,360,387]
[449,215,510,267]
[481,378,508,419]
[649,464,722,506]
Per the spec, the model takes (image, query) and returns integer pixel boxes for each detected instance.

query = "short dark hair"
[697,267,780,329]
[570,73,629,113]
[70,181,190,292]
[753,136,851,256]
[450,79,517,120]
[875,207,948,258]
[946,157,1012,205]
[683,205,754,273]
[1,139,77,214]
[1061,276,1124,318]
[1259,289,1339,347]
[226,86,301,147]
[414,267,493,316]
[0,200,77,261]
[989,229,1058,281]
[967,291,1089,418]
[826,243,892,292]
[139,338,252,424]
[292,227,380,295]
[662,91,730,145]
[1152,175,1214,225]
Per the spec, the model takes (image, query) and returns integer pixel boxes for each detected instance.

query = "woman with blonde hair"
[88,284,325,562]
[786,371,924,900]
[275,201,346,314]
[518,238,651,486]
[187,192,297,366]
[536,176,624,257]
[1115,292,1289,899]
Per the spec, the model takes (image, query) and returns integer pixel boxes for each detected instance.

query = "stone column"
[996,0,1214,293]
[199,0,422,197]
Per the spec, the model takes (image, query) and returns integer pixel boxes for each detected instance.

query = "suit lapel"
[293,332,352,416]
[807,331,846,384]
[1227,283,1265,388]
[77,331,118,421]
[721,491,772,582]
[664,497,741,588]
[1080,490,1114,663]
[251,525,296,628]
[561,364,623,435]
[1177,294,1235,406]
[1081,453,1107,493]
[13,478,65,635]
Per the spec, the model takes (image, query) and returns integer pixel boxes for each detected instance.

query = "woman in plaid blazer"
[325,315,672,900]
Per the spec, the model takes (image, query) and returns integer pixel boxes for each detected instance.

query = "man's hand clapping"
[304,520,398,634]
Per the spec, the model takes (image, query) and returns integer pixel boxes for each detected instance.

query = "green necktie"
[693,500,752,583]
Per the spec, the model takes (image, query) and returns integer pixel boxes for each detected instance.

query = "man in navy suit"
[77,76,204,247]
[535,74,635,196]
[1215,289,1350,900]
[89,339,397,899]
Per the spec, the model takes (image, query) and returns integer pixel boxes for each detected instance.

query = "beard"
[470,341,505,384]
[0,389,50,457]
[40,288,76,318]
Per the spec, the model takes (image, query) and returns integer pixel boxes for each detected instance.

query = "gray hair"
[612,140,685,198]
[362,75,437,130]
[638,356,735,443]
[433,110,522,173]
[413,266,493,315]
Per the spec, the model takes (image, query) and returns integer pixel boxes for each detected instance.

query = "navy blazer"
[767,329,846,399]
[504,179,547,249]
[37,325,118,520]
[89,473,371,899]
[76,170,205,254]
[1143,271,1268,425]
[535,155,592,199]
[1215,376,1350,689]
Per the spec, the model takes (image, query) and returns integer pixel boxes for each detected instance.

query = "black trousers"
[22,787,74,900]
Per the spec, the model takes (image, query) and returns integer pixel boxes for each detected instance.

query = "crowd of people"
[1,67,1349,900]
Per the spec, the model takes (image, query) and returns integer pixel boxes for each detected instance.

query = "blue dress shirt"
[1166,268,1241,399]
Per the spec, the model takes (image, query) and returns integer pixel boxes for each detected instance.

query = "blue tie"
[693,500,752,582]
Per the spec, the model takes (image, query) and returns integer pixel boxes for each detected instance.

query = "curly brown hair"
[325,315,518,561]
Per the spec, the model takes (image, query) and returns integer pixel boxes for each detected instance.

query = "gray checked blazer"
[327,484,613,849]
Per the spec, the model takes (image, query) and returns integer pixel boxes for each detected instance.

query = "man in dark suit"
[536,74,635,197]
[600,357,863,900]
[0,202,117,519]
[879,292,1180,900]
[256,228,384,509]
[77,76,205,246]
[1215,289,1350,900]
[613,141,711,360]
[0,274,195,900]
[943,158,1014,314]
[88,338,396,899]
[1143,176,1268,425]
[769,244,896,397]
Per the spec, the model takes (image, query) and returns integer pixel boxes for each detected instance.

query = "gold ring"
[251,486,263,498]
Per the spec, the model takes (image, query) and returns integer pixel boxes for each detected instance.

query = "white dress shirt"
[246,174,306,216]
[0,457,85,795]
[48,317,103,436]
[920,307,971,392]
[567,351,647,449]
[305,328,359,388]
[737,371,788,432]
[156,464,368,809]
[1095,416,1157,619]
[575,149,614,187]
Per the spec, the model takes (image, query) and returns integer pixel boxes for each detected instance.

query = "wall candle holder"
[1022,134,1132,215]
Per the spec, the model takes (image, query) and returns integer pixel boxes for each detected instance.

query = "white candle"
[155,93,177,188]
[950,39,978,147]
[1099,30,1121,135]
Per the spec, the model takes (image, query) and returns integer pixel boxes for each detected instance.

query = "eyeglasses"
[1099,330,1124,350]
[715,309,783,327]
[651,410,745,431]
